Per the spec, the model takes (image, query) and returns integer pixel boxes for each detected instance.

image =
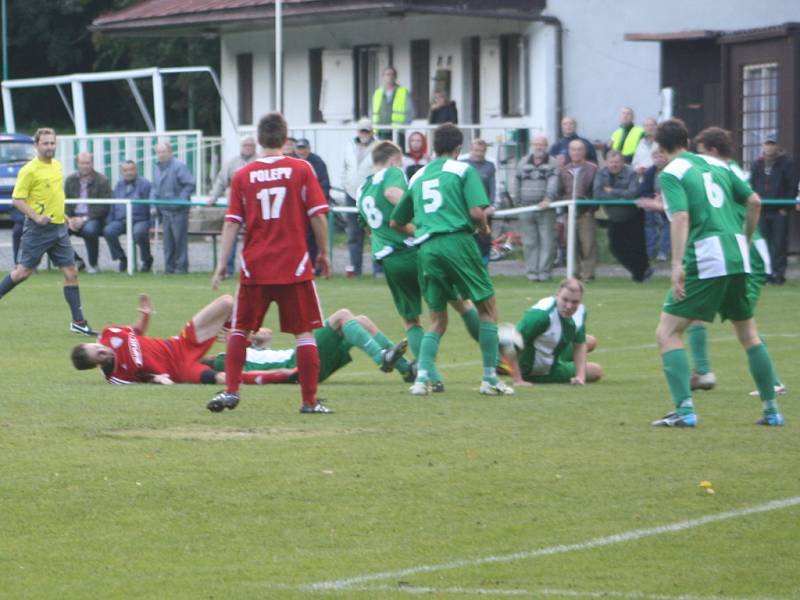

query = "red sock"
[225,331,248,393]
[241,369,297,384]
[295,338,320,407]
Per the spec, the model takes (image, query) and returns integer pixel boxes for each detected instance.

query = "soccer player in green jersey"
[652,119,783,427]
[390,124,513,396]
[505,278,603,386]
[357,141,484,391]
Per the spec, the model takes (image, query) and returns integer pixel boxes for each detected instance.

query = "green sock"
[372,331,411,374]
[760,337,782,387]
[747,343,779,413]
[407,324,424,360]
[687,324,710,375]
[479,321,499,384]
[416,331,440,384]
[342,320,383,365]
[460,307,481,342]
[662,349,693,415]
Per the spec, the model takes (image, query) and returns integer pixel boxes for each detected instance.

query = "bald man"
[151,142,196,274]
[64,151,112,273]
[514,135,560,281]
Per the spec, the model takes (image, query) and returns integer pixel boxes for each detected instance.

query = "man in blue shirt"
[104,161,152,272]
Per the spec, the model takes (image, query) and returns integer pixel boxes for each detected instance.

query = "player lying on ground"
[208,308,411,384]
[502,278,603,386]
[357,140,486,392]
[651,118,783,427]
[70,293,293,386]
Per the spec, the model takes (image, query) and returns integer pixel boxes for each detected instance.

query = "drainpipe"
[532,15,564,135]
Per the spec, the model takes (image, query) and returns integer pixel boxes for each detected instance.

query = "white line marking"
[303,496,800,590]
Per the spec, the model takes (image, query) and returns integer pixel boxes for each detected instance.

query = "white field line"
[302,496,800,591]
[333,584,782,600]
[341,332,800,377]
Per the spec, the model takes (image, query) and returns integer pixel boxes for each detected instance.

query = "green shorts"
[314,323,353,382]
[381,249,422,320]
[663,273,752,322]
[525,360,576,384]
[418,232,494,312]
[747,270,768,312]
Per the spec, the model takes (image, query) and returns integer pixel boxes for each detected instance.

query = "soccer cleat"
[749,384,787,397]
[409,381,430,396]
[300,402,334,414]
[431,381,445,393]
[207,390,240,412]
[495,357,513,376]
[756,413,785,426]
[650,411,697,428]
[380,339,408,373]
[690,371,716,391]
[401,360,417,383]
[479,380,515,396]
[70,320,99,337]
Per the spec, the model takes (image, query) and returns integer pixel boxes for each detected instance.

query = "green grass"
[1,273,798,599]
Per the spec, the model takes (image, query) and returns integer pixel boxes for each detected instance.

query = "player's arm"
[309,212,330,278]
[464,167,491,235]
[12,170,51,224]
[660,171,689,300]
[386,185,416,235]
[744,192,761,242]
[571,342,588,385]
[148,373,174,385]
[212,175,243,289]
[132,293,153,335]
[389,190,414,232]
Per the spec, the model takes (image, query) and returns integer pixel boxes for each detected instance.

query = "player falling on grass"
[208,112,332,414]
[209,308,410,383]
[0,128,96,336]
[651,118,783,427]
[390,123,513,396]
[687,127,786,397]
[503,278,603,387]
[357,140,485,391]
[70,293,292,386]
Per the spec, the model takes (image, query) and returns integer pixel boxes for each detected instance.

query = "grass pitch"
[1,273,798,599]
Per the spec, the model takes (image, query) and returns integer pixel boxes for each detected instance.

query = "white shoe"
[749,384,787,397]
[690,371,716,390]
[479,380,515,396]
[86,265,98,274]
[409,381,430,396]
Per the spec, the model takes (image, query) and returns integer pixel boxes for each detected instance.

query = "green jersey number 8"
[361,195,383,228]
[422,179,443,214]
[702,172,725,208]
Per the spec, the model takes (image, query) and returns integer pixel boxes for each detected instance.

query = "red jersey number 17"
[257,187,286,220]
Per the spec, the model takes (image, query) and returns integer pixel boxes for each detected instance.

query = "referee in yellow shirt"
[0,128,96,335]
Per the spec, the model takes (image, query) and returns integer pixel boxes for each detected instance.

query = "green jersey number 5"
[422,179,443,214]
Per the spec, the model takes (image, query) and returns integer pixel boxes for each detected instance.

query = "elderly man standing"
[151,142,195,274]
[559,140,598,281]
[594,150,651,282]
[514,135,560,281]
[609,107,645,164]
[65,152,111,273]
[105,160,152,272]
[632,117,658,176]
[342,118,379,276]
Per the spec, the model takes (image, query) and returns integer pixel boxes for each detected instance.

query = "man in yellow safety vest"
[608,107,644,164]
[372,66,415,143]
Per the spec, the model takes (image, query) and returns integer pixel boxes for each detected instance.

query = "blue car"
[0,133,35,216]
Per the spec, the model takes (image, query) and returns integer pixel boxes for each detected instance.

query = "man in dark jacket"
[296,138,331,272]
[750,136,796,284]
[550,116,597,165]
[593,150,651,282]
[105,161,153,272]
[65,152,111,273]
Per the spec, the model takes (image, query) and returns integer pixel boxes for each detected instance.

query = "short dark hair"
[71,345,96,370]
[33,127,56,143]
[372,141,402,165]
[655,118,689,153]
[433,123,463,156]
[257,113,288,150]
[694,127,733,159]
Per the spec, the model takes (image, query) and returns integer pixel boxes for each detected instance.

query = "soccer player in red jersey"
[69,293,295,386]
[209,112,332,414]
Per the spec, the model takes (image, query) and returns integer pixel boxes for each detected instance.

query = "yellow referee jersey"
[12,157,66,224]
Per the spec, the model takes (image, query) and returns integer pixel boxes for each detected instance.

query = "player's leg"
[354,314,412,377]
[327,309,407,372]
[730,318,783,425]
[0,217,54,296]
[43,226,96,336]
[450,298,480,342]
[745,269,785,396]
[190,294,234,342]
[412,308,448,395]
[474,295,512,395]
[653,311,695,425]
[687,319,716,390]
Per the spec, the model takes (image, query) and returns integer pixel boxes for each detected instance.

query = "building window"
[354,45,391,120]
[236,53,253,126]
[309,48,324,123]
[500,34,529,118]
[741,62,778,169]
[410,39,430,120]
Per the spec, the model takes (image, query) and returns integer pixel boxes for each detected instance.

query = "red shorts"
[167,321,218,383]
[233,281,323,334]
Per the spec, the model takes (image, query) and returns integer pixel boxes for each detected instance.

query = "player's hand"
[34,213,52,226]
[671,267,686,300]
[152,374,174,385]
[316,253,331,279]
[137,293,153,315]
[211,264,227,289]
[570,376,585,386]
